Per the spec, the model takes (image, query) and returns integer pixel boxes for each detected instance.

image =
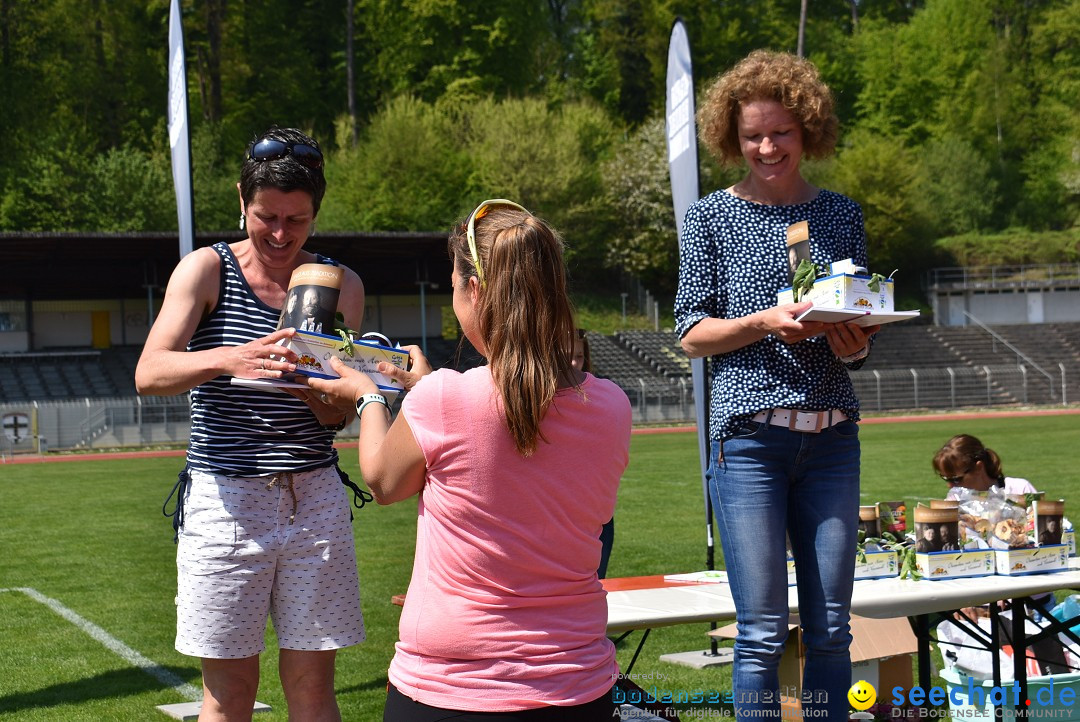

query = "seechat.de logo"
[889,681,1078,716]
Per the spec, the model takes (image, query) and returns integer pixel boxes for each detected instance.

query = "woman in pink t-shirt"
[309,200,632,721]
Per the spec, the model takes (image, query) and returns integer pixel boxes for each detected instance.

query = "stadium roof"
[0,231,451,301]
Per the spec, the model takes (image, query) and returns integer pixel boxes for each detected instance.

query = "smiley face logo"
[848,680,876,711]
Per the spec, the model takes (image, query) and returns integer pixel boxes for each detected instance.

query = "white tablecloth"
[606,559,1080,633]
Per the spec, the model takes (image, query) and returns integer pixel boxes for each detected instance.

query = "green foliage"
[462,96,616,229]
[189,0,349,147]
[934,228,1080,266]
[571,0,658,126]
[597,111,749,296]
[1010,0,1080,229]
[792,259,824,302]
[321,94,618,285]
[0,158,81,231]
[851,0,1080,237]
[1015,142,1080,230]
[599,117,676,292]
[853,0,997,146]
[0,0,1078,295]
[824,130,939,278]
[320,96,468,232]
[463,96,619,281]
[573,290,676,335]
[0,0,167,159]
[354,0,550,105]
[82,145,178,232]
[0,122,99,231]
[188,122,245,233]
[914,136,999,236]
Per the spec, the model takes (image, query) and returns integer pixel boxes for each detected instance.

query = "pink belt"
[752,408,848,433]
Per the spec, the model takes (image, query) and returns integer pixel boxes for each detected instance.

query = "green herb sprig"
[333,312,358,357]
[866,269,898,294]
[792,259,823,302]
[857,530,921,580]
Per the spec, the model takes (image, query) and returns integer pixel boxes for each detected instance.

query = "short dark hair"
[239,126,327,215]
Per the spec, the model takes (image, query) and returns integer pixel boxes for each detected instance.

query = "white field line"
[0,586,200,701]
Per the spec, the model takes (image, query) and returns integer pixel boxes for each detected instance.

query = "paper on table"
[663,570,729,584]
[796,308,920,326]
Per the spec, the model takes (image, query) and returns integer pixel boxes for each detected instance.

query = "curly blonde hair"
[698,50,838,167]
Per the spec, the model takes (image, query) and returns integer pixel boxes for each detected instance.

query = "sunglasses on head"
[247,138,323,170]
[465,199,529,287]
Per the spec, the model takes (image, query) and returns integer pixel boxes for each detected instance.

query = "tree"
[824,129,937,280]
[346,0,358,146]
[1,0,1076,253]
[0,136,93,231]
[192,0,224,123]
[1013,0,1080,229]
[461,96,618,277]
[600,117,676,292]
[319,94,619,284]
[84,142,178,231]
[319,95,470,232]
[914,136,998,236]
[583,0,655,125]
[353,0,549,105]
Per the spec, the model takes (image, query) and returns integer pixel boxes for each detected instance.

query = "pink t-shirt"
[388,367,632,711]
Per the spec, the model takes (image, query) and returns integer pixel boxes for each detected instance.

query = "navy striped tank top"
[186,242,339,476]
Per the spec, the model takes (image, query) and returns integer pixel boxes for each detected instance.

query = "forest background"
[0,0,1077,303]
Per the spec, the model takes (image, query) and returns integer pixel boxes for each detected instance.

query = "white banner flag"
[666,18,712,568]
[168,0,195,258]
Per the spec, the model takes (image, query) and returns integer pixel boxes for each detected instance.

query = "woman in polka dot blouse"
[674,50,879,721]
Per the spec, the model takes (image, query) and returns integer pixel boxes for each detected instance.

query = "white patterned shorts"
[175,465,366,659]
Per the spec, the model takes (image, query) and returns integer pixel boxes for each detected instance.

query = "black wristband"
[322,415,348,431]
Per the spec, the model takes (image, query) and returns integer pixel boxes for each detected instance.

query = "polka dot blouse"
[674,188,869,441]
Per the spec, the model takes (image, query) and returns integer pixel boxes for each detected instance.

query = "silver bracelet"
[355,393,390,418]
[840,345,870,363]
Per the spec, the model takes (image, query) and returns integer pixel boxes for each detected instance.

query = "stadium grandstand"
[0,231,1078,454]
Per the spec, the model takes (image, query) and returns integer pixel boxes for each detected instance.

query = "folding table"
[603,560,1080,709]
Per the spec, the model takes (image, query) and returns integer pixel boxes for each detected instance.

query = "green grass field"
[1,412,1077,721]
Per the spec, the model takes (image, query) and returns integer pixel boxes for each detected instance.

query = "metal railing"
[0,363,1074,455]
[850,365,1070,412]
[958,310,1058,400]
[927,264,1080,291]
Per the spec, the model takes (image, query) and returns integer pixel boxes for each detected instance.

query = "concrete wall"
[933,288,1080,326]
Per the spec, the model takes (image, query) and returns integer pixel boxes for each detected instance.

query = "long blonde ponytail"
[449,205,576,456]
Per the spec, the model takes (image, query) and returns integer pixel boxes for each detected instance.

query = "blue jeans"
[709,417,860,721]
[598,517,615,579]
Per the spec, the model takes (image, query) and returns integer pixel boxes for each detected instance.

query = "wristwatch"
[355,393,390,417]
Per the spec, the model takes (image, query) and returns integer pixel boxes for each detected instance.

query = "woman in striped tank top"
[135,127,367,722]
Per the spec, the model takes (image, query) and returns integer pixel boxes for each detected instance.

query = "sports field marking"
[0,586,200,701]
